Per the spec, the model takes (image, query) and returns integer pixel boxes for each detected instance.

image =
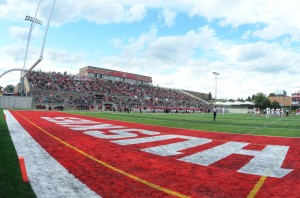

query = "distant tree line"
[210,91,283,109]
[251,92,281,109]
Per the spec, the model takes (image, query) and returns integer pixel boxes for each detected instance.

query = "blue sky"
[1,0,300,99]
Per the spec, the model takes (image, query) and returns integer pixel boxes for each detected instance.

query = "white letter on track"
[113,135,212,156]
[84,129,160,139]
[179,141,293,178]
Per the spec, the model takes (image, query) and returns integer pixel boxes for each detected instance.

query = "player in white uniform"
[266,107,270,117]
[271,108,275,116]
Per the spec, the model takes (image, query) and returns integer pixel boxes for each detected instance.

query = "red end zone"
[10,110,300,198]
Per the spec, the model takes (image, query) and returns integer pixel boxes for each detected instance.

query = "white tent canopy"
[232,101,243,105]
[224,101,233,106]
[243,101,255,105]
[215,101,254,106]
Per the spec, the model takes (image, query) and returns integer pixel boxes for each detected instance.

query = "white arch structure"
[0,68,29,79]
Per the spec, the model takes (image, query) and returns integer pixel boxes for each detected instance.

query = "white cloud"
[125,4,147,23]
[182,0,300,41]
[117,27,157,58]
[106,25,220,81]
[2,0,300,41]
[46,48,84,64]
[252,24,287,41]
[236,41,300,74]
[0,44,26,87]
[237,41,270,62]
[162,9,176,27]
[0,0,33,20]
[9,26,28,40]
[144,26,218,64]
[241,30,252,40]
[50,1,148,25]
[9,26,43,41]
[1,0,144,25]
[1,43,26,62]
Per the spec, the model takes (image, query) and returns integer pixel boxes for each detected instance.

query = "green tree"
[246,96,252,101]
[208,92,212,100]
[272,100,280,108]
[269,93,276,97]
[262,98,272,109]
[4,84,14,93]
[254,92,267,109]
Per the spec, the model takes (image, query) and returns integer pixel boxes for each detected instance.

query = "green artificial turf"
[0,109,36,198]
[68,111,300,137]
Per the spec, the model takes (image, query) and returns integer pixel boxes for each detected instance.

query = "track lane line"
[246,176,267,198]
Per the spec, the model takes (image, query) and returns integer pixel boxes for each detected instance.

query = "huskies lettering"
[41,116,293,178]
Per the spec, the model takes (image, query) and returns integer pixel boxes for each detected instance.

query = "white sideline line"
[4,110,100,198]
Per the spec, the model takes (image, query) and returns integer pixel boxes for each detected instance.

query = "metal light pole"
[213,72,220,104]
[20,4,43,96]
[20,0,56,96]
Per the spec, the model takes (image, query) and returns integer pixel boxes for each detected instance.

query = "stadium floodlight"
[213,72,220,104]
[25,15,43,25]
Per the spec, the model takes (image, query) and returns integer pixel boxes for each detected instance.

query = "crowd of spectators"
[32,90,64,103]
[28,71,59,90]
[67,95,94,110]
[28,71,208,112]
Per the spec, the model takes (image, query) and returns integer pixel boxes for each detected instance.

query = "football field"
[3,110,300,197]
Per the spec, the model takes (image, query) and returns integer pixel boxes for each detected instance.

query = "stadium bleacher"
[27,71,209,112]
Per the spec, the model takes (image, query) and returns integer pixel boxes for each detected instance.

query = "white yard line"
[4,110,100,198]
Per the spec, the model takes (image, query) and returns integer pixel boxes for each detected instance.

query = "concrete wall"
[0,96,32,109]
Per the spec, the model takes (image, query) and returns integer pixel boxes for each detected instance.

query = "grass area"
[68,111,300,137]
[1,110,299,197]
[0,109,36,198]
